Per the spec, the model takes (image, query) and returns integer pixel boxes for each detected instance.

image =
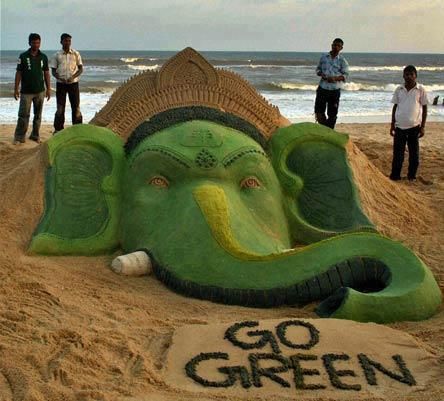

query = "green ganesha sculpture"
[29,113,441,324]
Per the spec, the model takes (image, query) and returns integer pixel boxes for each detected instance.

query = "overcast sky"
[1,0,443,52]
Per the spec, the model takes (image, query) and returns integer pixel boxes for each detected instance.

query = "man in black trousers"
[389,65,428,181]
[314,38,349,129]
[50,33,83,132]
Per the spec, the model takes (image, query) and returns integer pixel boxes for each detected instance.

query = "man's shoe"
[29,136,42,144]
[13,139,25,145]
[389,175,401,181]
[408,177,416,181]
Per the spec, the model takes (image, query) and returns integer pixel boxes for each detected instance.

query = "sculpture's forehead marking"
[180,128,223,148]
[131,121,266,170]
[131,145,268,172]
[222,147,269,168]
[129,145,193,168]
[194,149,218,169]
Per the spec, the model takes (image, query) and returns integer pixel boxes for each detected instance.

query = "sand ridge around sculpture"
[0,122,443,401]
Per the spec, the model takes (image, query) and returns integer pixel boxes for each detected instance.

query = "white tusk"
[110,251,152,276]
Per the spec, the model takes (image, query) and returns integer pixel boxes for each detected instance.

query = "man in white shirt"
[50,33,83,132]
[389,65,428,181]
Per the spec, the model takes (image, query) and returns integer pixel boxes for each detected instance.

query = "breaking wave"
[267,82,444,92]
[127,64,160,71]
[120,57,140,63]
[349,66,444,72]
[267,82,318,91]
[120,57,159,63]
[217,64,444,72]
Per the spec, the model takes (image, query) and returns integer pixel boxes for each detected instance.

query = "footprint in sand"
[52,368,70,386]
[418,176,433,185]
[125,352,144,377]
[0,372,13,401]
[0,366,27,401]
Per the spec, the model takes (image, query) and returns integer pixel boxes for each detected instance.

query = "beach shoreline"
[0,100,443,126]
[2,50,443,125]
[2,121,443,146]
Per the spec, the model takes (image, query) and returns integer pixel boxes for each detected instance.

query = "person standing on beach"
[50,33,83,132]
[389,65,428,181]
[13,33,51,145]
[314,38,349,129]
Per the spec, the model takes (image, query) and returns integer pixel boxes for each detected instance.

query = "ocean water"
[1,50,443,124]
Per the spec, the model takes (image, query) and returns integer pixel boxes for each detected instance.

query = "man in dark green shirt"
[13,33,51,144]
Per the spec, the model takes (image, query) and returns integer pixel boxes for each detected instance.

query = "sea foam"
[349,66,444,72]
[128,64,160,71]
[269,82,444,92]
[120,57,140,63]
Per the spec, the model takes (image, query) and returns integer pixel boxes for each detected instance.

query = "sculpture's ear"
[29,125,124,255]
[268,123,375,244]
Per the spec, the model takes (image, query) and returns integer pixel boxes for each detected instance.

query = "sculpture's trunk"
[147,185,441,323]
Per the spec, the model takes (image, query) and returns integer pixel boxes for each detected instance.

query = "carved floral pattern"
[91,47,282,141]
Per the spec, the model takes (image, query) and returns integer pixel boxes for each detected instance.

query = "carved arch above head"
[91,47,289,141]
[155,47,219,89]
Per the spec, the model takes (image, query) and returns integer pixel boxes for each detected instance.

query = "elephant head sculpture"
[29,106,441,324]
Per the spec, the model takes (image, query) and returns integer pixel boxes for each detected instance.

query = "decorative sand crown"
[91,47,287,141]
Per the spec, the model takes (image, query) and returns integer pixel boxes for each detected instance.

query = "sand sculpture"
[29,48,441,323]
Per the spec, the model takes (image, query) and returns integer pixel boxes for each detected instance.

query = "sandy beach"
[0,122,443,401]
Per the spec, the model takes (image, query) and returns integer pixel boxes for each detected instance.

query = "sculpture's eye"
[240,176,261,189]
[149,176,169,188]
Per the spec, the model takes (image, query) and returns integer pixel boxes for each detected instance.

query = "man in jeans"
[13,33,51,144]
[314,38,349,129]
[50,33,83,132]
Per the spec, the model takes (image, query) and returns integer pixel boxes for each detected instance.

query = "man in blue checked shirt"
[314,38,349,129]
